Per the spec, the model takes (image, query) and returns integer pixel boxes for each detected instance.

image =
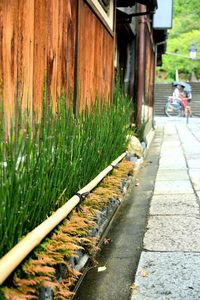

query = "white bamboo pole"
[0,152,127,285]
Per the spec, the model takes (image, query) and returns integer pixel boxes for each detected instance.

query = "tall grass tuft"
[0,86,131,258]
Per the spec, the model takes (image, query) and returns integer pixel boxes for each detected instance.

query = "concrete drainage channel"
[39,197,122,300]
[69,129,156,300]
[71,175,134,298]
[39,136,152,300]
[72,128,163,300]
[38,163,135,300]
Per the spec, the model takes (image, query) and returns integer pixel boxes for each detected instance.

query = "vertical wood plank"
[77,0,114,110]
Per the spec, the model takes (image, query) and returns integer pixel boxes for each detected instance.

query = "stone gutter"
[68,130,156,300]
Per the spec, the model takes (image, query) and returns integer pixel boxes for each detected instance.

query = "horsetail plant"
[0,86,131,258]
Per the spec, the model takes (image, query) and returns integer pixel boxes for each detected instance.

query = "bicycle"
[164,97,185,117]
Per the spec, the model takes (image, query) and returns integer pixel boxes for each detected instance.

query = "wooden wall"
[0,0,114,121]
[77,0,114,110]
[144,21,155,109]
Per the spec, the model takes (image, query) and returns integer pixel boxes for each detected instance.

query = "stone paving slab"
[155,117,200,126]
[160,148,182,153]
[143,215,200,251]
[182,148,200,156]
[154,180,194,194]
[156,169,189,181]
[149,194,199,215]
[160,151,182,159]
[131,252,200,300]
[187,159,200,169]
[189,169,200,190]
[161,141,181,148]
[186,153,200,160]
[159,155,185,161]
[158,159,186,169]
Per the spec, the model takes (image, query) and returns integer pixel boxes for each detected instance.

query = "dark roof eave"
[117,0,158,10]
[136,0,157,9]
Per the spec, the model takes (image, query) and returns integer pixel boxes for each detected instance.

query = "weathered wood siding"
[144,20,155,121]
[0,0,77,119]
[145,28,154,108]
[77,0,114,110]
[0,0,114,120]
[33,0,77,111]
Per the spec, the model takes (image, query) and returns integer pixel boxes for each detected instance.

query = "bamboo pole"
[0,152,127,285]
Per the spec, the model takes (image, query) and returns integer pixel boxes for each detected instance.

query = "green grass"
[0,87,131,258]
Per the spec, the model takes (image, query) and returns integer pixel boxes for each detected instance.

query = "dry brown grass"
[2,159,134,300]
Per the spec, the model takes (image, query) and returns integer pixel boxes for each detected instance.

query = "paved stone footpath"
[131,117,200,300]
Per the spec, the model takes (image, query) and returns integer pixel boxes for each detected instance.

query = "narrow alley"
[74,116,200,300]
[132,116,200,299]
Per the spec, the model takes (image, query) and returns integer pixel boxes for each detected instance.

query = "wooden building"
[116,0,170,133]
[0,0,115,122]
[0,0,169,130]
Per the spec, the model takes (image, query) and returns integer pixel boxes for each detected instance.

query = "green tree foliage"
[156,0,200,82]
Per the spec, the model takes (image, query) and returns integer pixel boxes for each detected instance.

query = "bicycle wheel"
[164,103,182,117]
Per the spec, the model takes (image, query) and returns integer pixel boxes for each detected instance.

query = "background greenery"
[156,0,200,82]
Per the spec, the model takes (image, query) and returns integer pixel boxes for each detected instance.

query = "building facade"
[0,0,171,130]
